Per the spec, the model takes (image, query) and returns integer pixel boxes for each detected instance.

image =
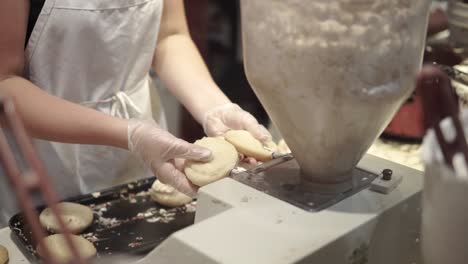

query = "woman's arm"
[0,0,128,149]
[153,0,231,124]
[0,0,214,195]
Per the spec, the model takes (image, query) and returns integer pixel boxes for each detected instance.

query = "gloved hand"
[202,103,272,143]
[128,119,212,196]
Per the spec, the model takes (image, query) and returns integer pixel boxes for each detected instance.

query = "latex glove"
[203,103,272,143]
[128,119,212,196]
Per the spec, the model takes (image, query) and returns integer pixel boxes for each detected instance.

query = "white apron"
[0,0,166,225]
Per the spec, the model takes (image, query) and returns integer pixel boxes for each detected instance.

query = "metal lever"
[0,97,88,264]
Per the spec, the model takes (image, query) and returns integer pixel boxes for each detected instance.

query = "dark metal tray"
[8,177,196,262]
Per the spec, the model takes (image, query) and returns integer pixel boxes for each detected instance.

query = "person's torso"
[0,0,167,227]
[26,0,164,104]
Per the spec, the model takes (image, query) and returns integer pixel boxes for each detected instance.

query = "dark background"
[182,0,268,142]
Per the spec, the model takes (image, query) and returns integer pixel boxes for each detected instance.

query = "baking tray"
[8,177,196,262]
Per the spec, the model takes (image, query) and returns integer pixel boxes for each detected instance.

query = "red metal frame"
[0,97,88,264]
[419,66,468,169]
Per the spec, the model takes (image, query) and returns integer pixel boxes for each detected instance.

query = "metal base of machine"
[139,154,423,264]
[231,155,377,211]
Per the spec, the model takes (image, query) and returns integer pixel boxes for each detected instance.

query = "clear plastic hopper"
[241,0,431,183]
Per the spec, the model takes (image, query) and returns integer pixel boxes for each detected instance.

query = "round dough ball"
[277,139,291,154]
[0,245,8,264]
[185,137,238,186]
[40,202,94,234]
[37,234,96,263]
[150,180,193,207]
[264,140,278,152]
[224,130,273,161]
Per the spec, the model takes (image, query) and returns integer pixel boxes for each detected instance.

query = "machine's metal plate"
[231,155,377,211]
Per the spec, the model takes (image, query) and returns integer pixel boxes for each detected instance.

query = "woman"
[0,0,270,226]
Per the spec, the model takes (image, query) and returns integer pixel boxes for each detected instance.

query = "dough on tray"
[39,202,94,234]
[224,130,273,161]
[185,137,238,186]
[150,180,193,207]
[0,245,8,264]
[37,234,96,263]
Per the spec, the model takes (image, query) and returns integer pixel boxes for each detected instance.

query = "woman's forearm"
[153,34,231,124]
[0,76,128,149]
